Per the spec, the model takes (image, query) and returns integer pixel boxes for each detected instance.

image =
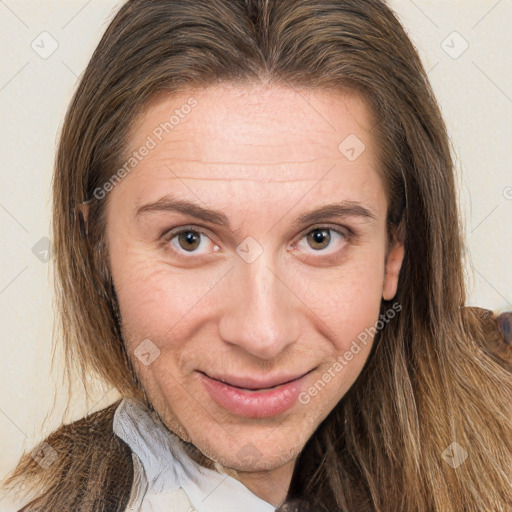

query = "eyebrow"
[135,195,377,229]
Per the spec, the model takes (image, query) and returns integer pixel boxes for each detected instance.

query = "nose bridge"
[218,246,300,359]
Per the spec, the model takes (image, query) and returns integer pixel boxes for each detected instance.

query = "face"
[103,83,404,476]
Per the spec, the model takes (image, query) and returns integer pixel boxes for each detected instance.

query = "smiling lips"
[206,372,307,390]
[198,370,311,418]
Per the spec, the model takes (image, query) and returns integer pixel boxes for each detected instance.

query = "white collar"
[113,398,276,512]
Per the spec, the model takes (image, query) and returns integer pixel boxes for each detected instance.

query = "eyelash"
[162,224,353,259]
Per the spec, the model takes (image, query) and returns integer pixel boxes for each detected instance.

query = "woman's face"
[104,83,403,480]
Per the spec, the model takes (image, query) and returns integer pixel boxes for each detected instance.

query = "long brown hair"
[3,0,512,510]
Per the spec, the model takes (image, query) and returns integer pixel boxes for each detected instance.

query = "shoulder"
[464,307,512,361]
[2,400,133,512]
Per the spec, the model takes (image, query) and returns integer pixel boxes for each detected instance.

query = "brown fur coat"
[5,401,133,512]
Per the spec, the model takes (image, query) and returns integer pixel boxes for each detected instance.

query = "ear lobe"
[382,241,404,301]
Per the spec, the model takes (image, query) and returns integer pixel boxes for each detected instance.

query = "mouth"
[198,371,310,391]
[196,369,314,418]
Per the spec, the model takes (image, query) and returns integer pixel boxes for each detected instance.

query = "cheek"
[109,242,226,350]
[290,246,386,351]
[295,255,386,411]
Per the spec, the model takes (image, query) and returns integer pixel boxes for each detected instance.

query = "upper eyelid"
[302,223,352,235]
[163,224,218,241]
[164,222,351,237]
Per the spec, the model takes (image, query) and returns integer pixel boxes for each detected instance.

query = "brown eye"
[307,228,332,250]
[177,230,201,252]
[164,226,218,256]
[294,226,350,257]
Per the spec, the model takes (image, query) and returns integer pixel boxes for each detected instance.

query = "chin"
[207,435,303,473]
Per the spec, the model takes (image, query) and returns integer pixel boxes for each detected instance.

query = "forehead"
[115,83,385,212]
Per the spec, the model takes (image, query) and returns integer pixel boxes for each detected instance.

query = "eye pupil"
[178,230,200,251]
[307,229,331,250]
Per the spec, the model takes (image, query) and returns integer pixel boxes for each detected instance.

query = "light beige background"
[1,0,511,506]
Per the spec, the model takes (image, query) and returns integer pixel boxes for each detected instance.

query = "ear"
[382,239,404,301]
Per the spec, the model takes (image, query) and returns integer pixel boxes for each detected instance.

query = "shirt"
[112,398,277,512]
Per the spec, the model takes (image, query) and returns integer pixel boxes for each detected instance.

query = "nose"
[218,250,301,360]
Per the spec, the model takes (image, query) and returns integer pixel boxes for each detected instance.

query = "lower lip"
[198,372,306,418]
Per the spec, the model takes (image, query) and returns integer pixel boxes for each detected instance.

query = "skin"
[101,83,404,507]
